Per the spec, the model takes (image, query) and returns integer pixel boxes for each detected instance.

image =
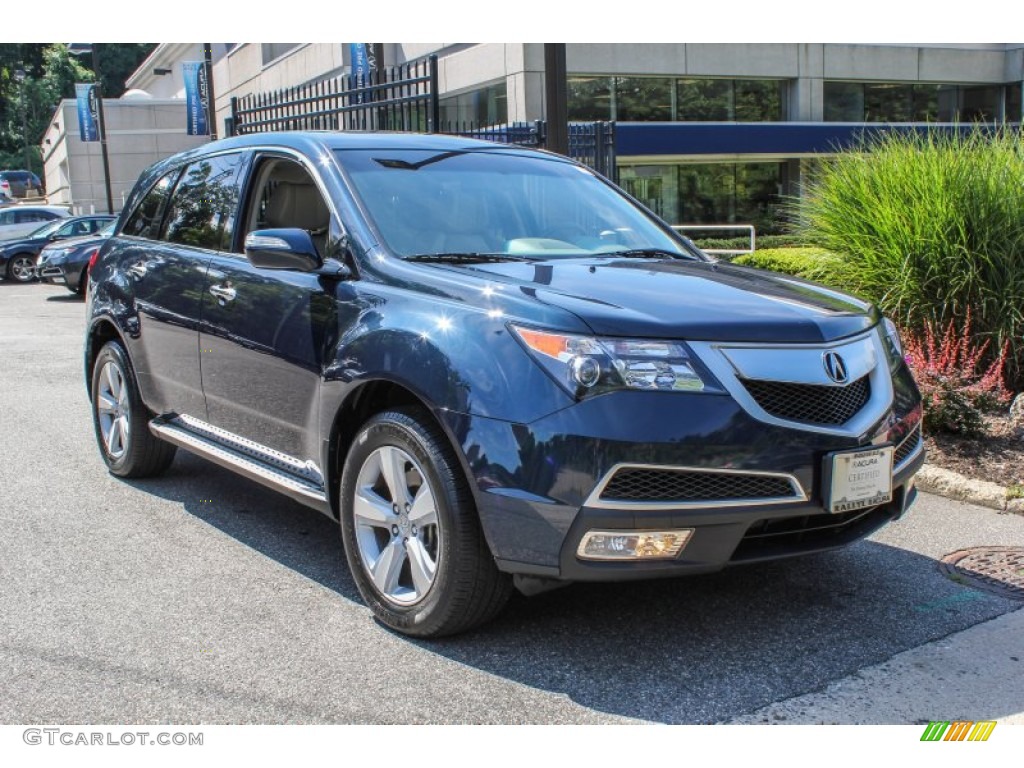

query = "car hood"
[40,233,109,257]
[0,236,47,252]
[444,257,878,343]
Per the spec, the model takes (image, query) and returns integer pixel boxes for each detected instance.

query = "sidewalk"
[728,607,1024,724]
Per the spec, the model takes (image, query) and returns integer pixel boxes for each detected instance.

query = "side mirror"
[244,228,323,272]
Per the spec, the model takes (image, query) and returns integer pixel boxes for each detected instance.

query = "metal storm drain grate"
[940,547,1024,601]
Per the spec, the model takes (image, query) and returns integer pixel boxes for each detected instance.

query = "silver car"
[0,205,70,242]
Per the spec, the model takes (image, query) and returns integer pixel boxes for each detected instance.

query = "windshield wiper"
[596,248,696,260]
[404,253,532,264]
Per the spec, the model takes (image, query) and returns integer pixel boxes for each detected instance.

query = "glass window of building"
[615,77,672,121]
[1007,83,1023,123]
[676,79,732,121]
[438,82,508,126]
[568,77,614,121]
[959,85,1001,122]
[825,81,1007,122]
[676,79,784,121]
[569,76,785,122]
[619,166,675,220]
[864,83,914,122]
[619,162,786,234]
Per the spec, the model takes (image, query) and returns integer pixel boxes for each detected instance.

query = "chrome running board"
[149,415,329,514]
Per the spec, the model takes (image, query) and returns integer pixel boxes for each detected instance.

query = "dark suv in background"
[85,132,924,637]
[0,170,45,201]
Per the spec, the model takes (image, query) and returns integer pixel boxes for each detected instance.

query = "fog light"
[577,529,693,560]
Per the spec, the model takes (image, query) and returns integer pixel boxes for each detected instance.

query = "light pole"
[68,43,114,214]
[13,67,30,171]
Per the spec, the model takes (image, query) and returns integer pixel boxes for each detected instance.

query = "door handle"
[209,283,237,302]
[127,261,148,279]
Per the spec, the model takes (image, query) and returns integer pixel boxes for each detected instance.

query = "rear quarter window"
[123,170,180,240]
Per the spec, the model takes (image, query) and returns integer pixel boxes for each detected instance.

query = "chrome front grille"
[741,375,871,426]
[588,464,805,509]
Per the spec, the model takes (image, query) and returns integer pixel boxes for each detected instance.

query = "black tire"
[72,267,87,296]
[6,253,36,283]
[339,407,511,637]
[90,339,176,478]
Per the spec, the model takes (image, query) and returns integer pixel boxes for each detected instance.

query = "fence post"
[594,121,606,177]
[428,55,440,133]
[229,96,239,136]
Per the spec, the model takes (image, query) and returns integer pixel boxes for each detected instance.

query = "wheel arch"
[324,378,477,523]
[84,318,126,396]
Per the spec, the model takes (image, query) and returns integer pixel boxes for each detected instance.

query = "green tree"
[0,43,155,176]
[94,44,157,98]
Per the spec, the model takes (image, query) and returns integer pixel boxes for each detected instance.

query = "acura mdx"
[85,132,924,637]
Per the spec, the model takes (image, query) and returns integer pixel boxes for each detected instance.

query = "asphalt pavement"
[1,279,1021,724]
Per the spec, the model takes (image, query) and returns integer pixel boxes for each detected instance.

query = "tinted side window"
[16,210,55,223]
[0,210,14,225]
[163,154,245,251]
[124,170,179,240]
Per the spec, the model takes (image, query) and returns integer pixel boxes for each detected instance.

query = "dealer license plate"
[827,447,894,514]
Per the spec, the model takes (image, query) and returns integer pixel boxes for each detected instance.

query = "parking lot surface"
[1,281,1022,724]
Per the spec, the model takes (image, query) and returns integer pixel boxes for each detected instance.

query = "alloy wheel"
[9,255,35,282]
[353,445,440,606]
[95,360,131,460]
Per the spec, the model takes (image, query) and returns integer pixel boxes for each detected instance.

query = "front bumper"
[36,258,68,284]
[446,363,923,580]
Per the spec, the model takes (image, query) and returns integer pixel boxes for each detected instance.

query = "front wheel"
[339,408,511,637]
[6,254,36,283]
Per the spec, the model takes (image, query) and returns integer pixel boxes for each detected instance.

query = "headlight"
[510,324,719,398]
[40,248,69,263]
[882,318,903,368]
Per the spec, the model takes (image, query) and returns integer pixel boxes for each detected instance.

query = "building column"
[791,44,825,122]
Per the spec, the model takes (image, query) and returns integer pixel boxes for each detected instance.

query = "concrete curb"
[917,464,1024,514]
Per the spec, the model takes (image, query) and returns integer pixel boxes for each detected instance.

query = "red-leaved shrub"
[903,313,1011,436]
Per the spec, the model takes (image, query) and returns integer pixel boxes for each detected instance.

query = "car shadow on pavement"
[45,293,84,302]
[126,453,1022,724]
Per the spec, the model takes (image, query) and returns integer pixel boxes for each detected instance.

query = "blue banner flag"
[183,61,210,136]
[75,83,100,142]
[349,43,373,104]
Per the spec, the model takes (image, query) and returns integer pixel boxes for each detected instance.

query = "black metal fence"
[230,56,439,135]
[227,55,616,180]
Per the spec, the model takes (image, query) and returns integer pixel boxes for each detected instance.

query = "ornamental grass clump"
[903,313,1011,436]
[798,125,1024,386]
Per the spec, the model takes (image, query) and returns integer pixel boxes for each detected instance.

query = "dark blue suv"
[85,132,924,636]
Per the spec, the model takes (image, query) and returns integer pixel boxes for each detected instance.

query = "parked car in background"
[37,219,116,294]
[1,214,114,283]
[0,205,70,244]
[0,170,45,201]
[85,132,924,637]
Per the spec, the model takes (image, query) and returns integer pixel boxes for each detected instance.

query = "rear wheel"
[90,340,176,478]
[6,253,36,283]
[339,407,511,637]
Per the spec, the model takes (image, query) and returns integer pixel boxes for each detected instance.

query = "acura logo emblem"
[823,351,848,384]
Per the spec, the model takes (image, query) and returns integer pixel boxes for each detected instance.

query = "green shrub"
[732,247,847,283]
[797,125,1024,385]
[692,234,812,252]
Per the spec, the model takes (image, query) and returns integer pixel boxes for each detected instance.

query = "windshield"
[28,219,64,239]
[336,149,702,261]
